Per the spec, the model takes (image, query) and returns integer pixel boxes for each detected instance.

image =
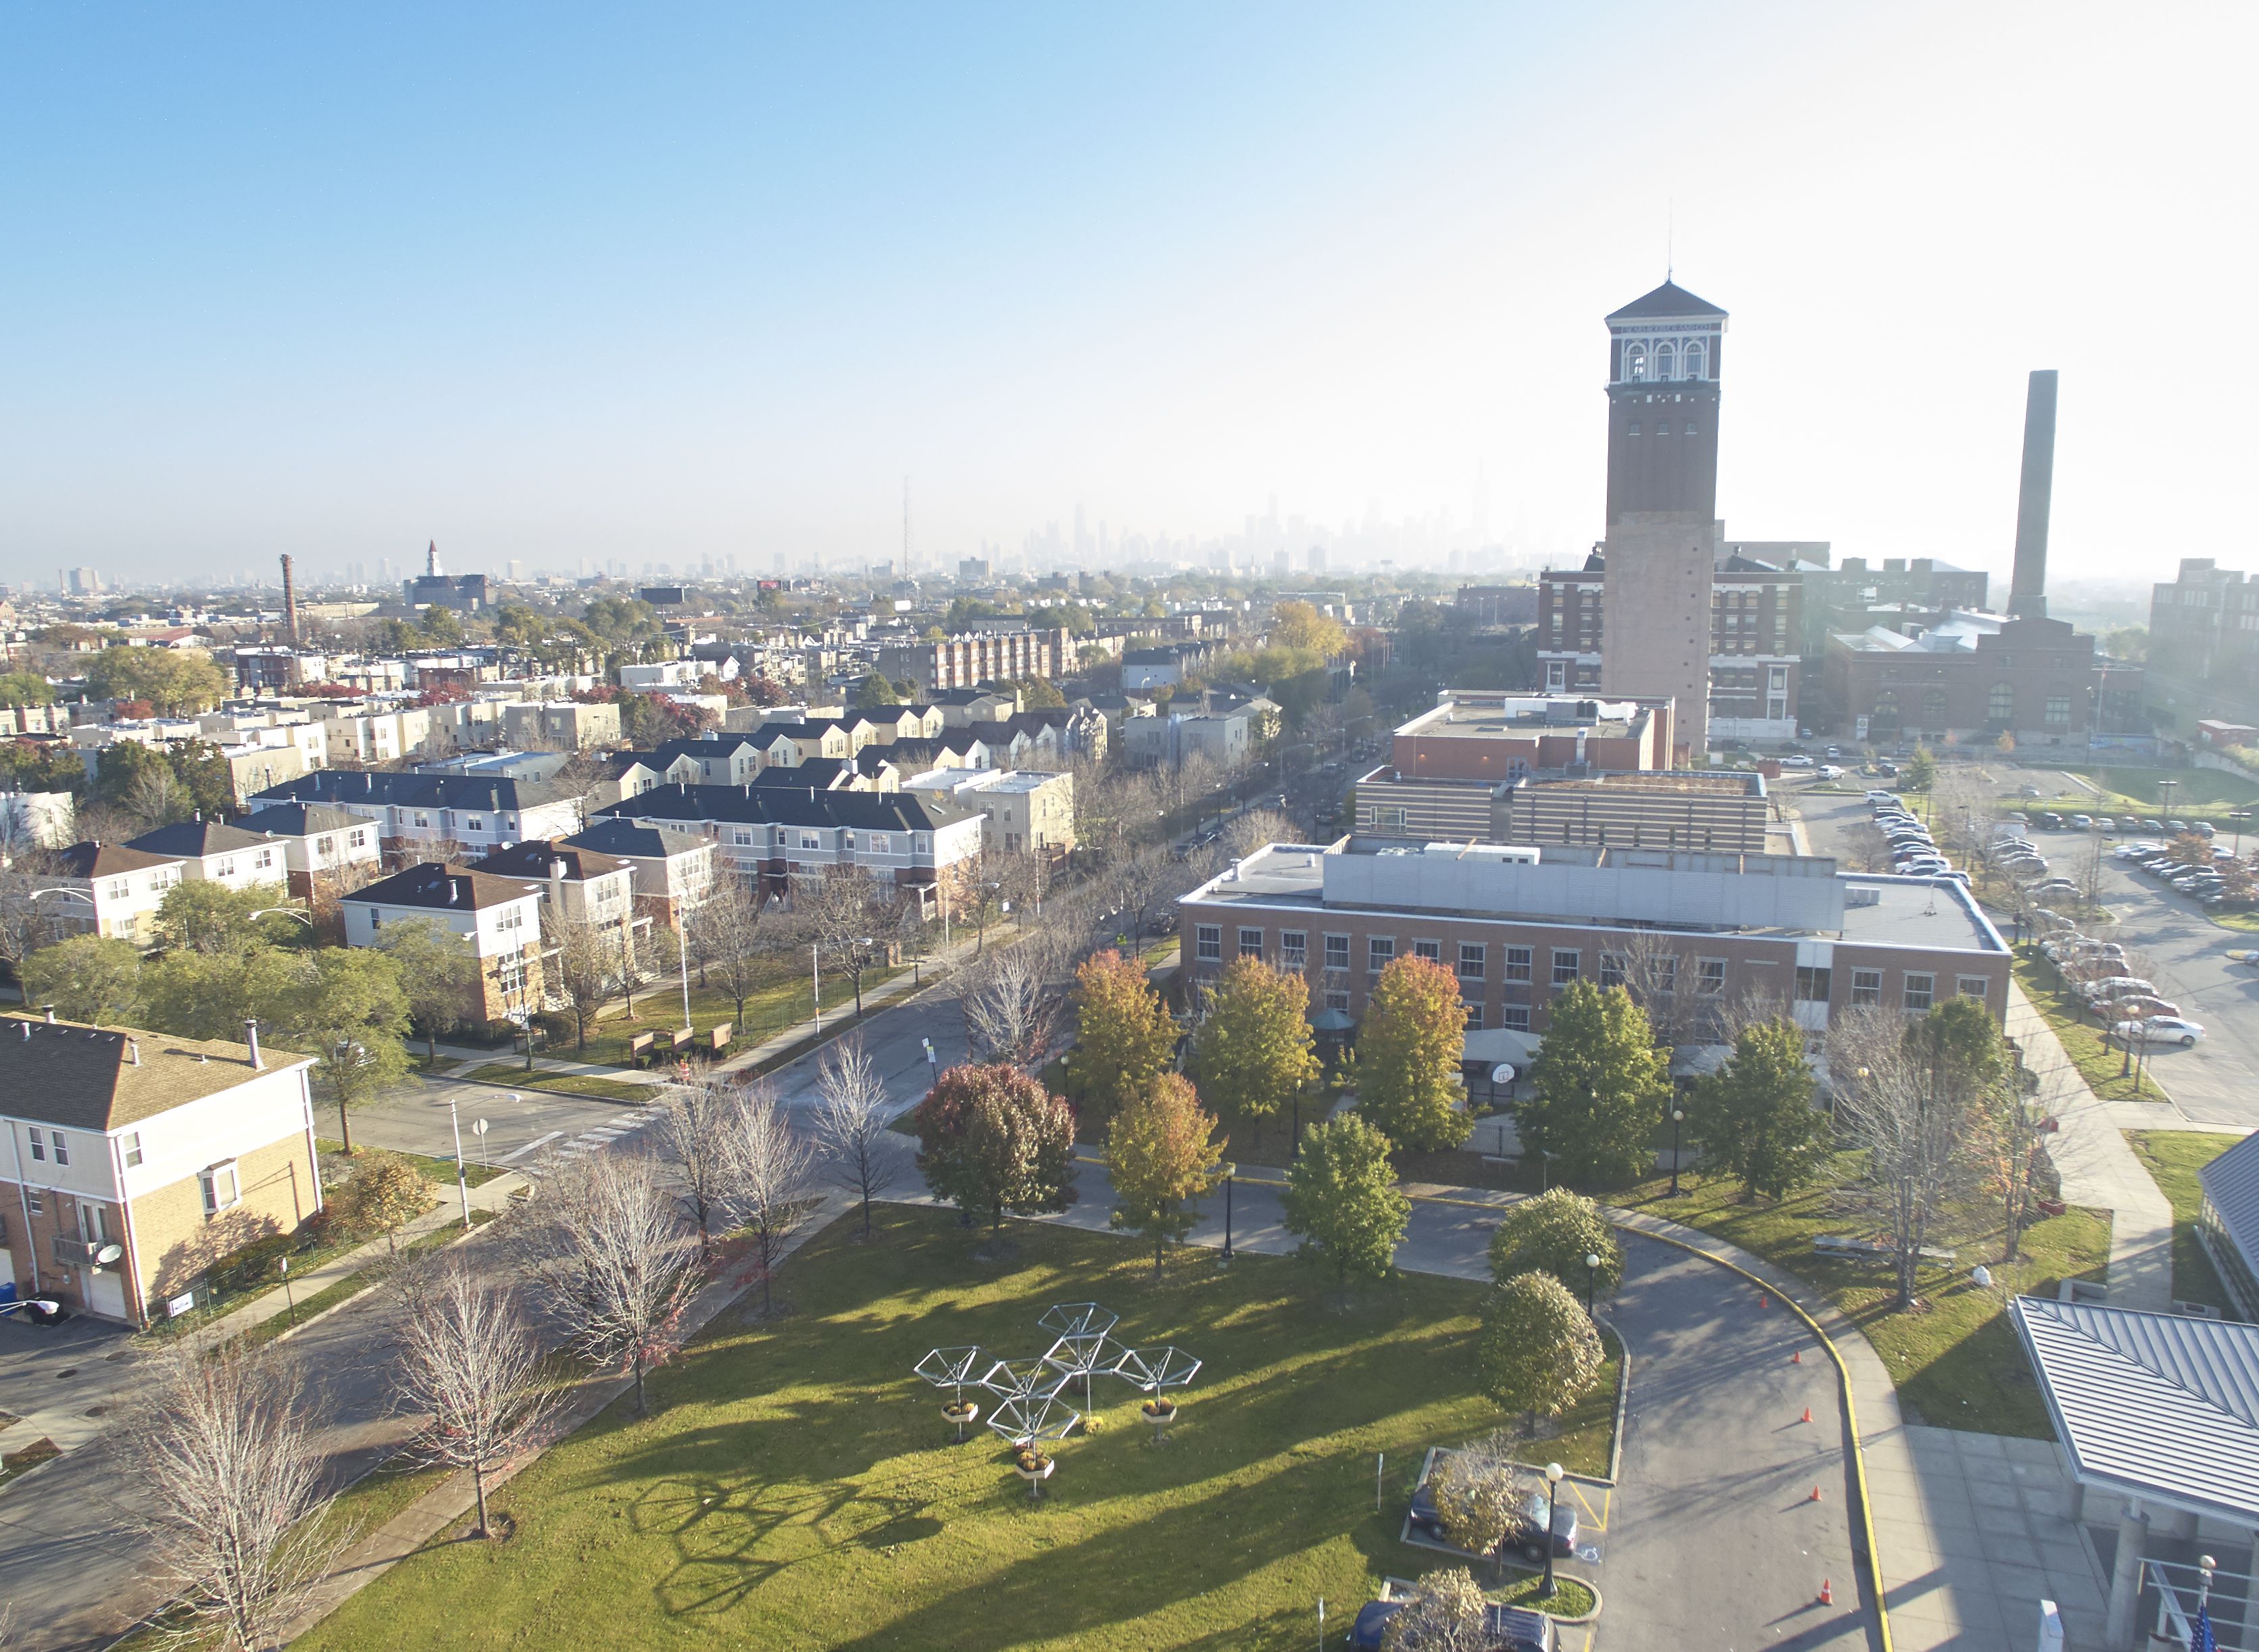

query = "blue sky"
[3,2,2252,587]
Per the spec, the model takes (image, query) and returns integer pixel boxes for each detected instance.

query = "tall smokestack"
[280,553,301,644]
[2008,370,2058,619]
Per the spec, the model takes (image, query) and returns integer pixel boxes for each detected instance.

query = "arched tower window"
[1624,344,1647,382]
[1656,343,1677,381]
[1684,341,1706,380]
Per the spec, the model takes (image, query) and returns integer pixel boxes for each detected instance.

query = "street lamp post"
[1541,1461,1564,1599]
[443,1094,472,1229]
[278,1255,295,1326]
[2232,811,2252,857]
[1220,1163,1237,1261]
[1668,1107,1685,1197]
[1583,1252,1600,1316]
[811,943,822,1035]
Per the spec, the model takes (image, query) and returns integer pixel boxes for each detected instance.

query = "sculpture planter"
[1142,1399,1179,1442]
[1013,1453,1056,1499]
[942,1400,980,1443]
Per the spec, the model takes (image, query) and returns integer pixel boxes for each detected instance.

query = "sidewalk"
[2006,981,2177,1311]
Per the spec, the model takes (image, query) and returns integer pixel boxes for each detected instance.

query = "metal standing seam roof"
[2008,1295,2259,1524]
[2199,1131,2259,1281]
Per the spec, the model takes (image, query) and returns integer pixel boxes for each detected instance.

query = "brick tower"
[1598,279,1728,762]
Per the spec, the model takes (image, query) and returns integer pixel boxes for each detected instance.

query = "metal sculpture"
[1037,1301,1118,1340]
[915,1345,989,1443]
[987,1392,1081,1498]
[978,1355,1070,1404]
[1043,1332,1117,1405]
[1111,1344,1202,1442]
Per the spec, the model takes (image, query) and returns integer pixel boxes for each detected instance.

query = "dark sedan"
[1408,1476,1579,1561]
[1351,1599,1556,1651]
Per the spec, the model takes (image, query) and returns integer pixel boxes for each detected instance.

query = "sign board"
[1854,716,1870,740]
[166,1291,197,1318]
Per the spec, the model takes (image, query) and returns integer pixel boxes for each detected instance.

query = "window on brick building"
[1505,945,1533,982]
[1195,925,1221,962]
[1458,942,1485,981]
[1368,936,1395,973]
[1550,949,1579,987]
[1903,973,1935,1013]
[1851,968,1883,1007]
[1324,933,1351,970]
[1988,682,2014,721]
[1281,931,1308,968]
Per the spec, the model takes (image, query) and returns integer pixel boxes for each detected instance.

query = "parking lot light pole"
[1583,1253,1599,1316]
[2233,812,2252,857]
[1220,1163,1236,1260]
[445,1095,472,1229]
[1542,1461,1564,1598]
[1668,1107,1685,1197]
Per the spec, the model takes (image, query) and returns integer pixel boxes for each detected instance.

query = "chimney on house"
[245,1020,264,1070]
[2008,370,2059,620]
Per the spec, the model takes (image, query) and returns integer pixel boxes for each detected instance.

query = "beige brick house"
[0,1013,323,1326]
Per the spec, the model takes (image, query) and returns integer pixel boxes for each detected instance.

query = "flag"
[2191,1600,2216,1652]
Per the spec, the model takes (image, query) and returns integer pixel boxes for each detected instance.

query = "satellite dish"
[1490,1063,1516,1086]
[95,1243,123,1266]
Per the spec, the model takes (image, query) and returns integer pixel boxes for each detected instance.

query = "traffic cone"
[1759,1293,1769,1309]
[1809,1485,1823,1502]
[1792,1349,1803,1364]
[1801,1407,1813,1424]
[1820,1579,1833,1605]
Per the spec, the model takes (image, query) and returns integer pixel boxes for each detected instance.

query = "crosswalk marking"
[548,1111,659,1162]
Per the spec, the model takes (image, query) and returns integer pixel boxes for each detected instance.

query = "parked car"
[1818,764,1845,780]
[2035,811,2064,830]
[2093,817,2116,833]
[2112,1016,2205,1048]
[1352,1600,1556,1652]
[2114,842,2164,859]
[2081,976,2158,1001]
[1409,1476,1579,1561]
[1875,761,1899,777]
[2071,814,2093,831]
[1865,789,1897,804]
[2196,822,2218,838]
[2031,877,2081,897]
[2141,818,2164,832]
[1781,755,1815,768]
[2168,820,2191,834]
[1826,745,1843,759]
[2114,995,2182,1019]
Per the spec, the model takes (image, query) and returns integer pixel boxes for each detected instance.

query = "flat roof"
[1397,697,1648,741]
[1357,765,1764,797]
[1181,842,2004,954]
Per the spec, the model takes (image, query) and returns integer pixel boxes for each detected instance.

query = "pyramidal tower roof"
[1606,280,1728,323]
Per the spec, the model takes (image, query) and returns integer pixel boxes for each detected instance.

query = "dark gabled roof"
[599,783,976,833]
[342,861,541,913]
[255,770,580,815]
[1606,279,1727,322]
[55,842,180,878]
[564,818,712,861]
[239,802,368,838]
[125,819,274,859]
[647,734,766,766]
[468,840,628,882]
[751,757,855,790]
[0,1012,315,1132]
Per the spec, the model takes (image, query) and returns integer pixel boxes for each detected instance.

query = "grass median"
[293,1205,1599,1651]
[464,1065,659,1105]
[2010,947,2168,1102]
[2125,1131,2239,1315]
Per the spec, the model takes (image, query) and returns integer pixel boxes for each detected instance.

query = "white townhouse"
[123,820,289,894]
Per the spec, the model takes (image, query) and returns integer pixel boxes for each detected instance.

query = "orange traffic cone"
[1792,1349,1804,1364]
[1801,1407,1813,1424]
[1809,1485,1823,1502]
[1820,1579,1833,1605]
[1760,1294,1769,1309]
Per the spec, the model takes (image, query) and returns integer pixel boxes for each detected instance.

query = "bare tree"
[123,762,189,830]
[0,847,59,982]
[521,1150,700,1413]
[687,873,775,1024]
[126,1342,345,1651]
[812,1036,898,1238]
[543,914,618,1049]
[653,1074,747,1261]
[1612,929,1691,1049]
[960,944,1063,1069]
[1108,849,1182,955]
[799,865,888,1013]
[727,1084,815,1318]
[1826,1006,1984,1309]
[391,1255,555,1540]
[1221,807,1296,859]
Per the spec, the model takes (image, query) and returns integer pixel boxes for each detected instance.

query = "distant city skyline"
[3,1,2249,590]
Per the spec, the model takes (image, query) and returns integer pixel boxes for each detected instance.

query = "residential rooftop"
[0,1012,314,1132]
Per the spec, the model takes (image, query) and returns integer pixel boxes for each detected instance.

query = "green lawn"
[555,955,915,1070]
[2045,766,2259,816]
[466,1065,660,1105]
[2010,948,2168,1102]
[318,1138,507,1189]
[2125,1131,2239,1316]
[1618,1156,2110,1437]
[295,1206,1581,1652]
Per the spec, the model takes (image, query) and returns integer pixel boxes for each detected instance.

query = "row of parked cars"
[2013,809,2215,838]
[2112,838,2254,909]
[1870,792,1968,883]
[1985,832,2085,905]
[2033,928,2205,1047]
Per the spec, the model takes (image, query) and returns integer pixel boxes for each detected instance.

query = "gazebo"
[2010,1295,2259,1647]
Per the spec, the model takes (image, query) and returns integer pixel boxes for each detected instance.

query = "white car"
[1781,755,1815,769]
[1866,790,1898,804]
[1818,764,1845,780]
[2115,842,2164,860]
[2112,1016,2204,1048]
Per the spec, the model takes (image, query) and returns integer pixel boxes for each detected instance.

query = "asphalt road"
[1793,782,2259,1129]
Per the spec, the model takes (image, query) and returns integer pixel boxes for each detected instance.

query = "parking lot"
[1793,780,2259,1129]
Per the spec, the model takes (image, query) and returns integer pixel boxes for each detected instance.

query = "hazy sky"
[3,1,2251,588]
